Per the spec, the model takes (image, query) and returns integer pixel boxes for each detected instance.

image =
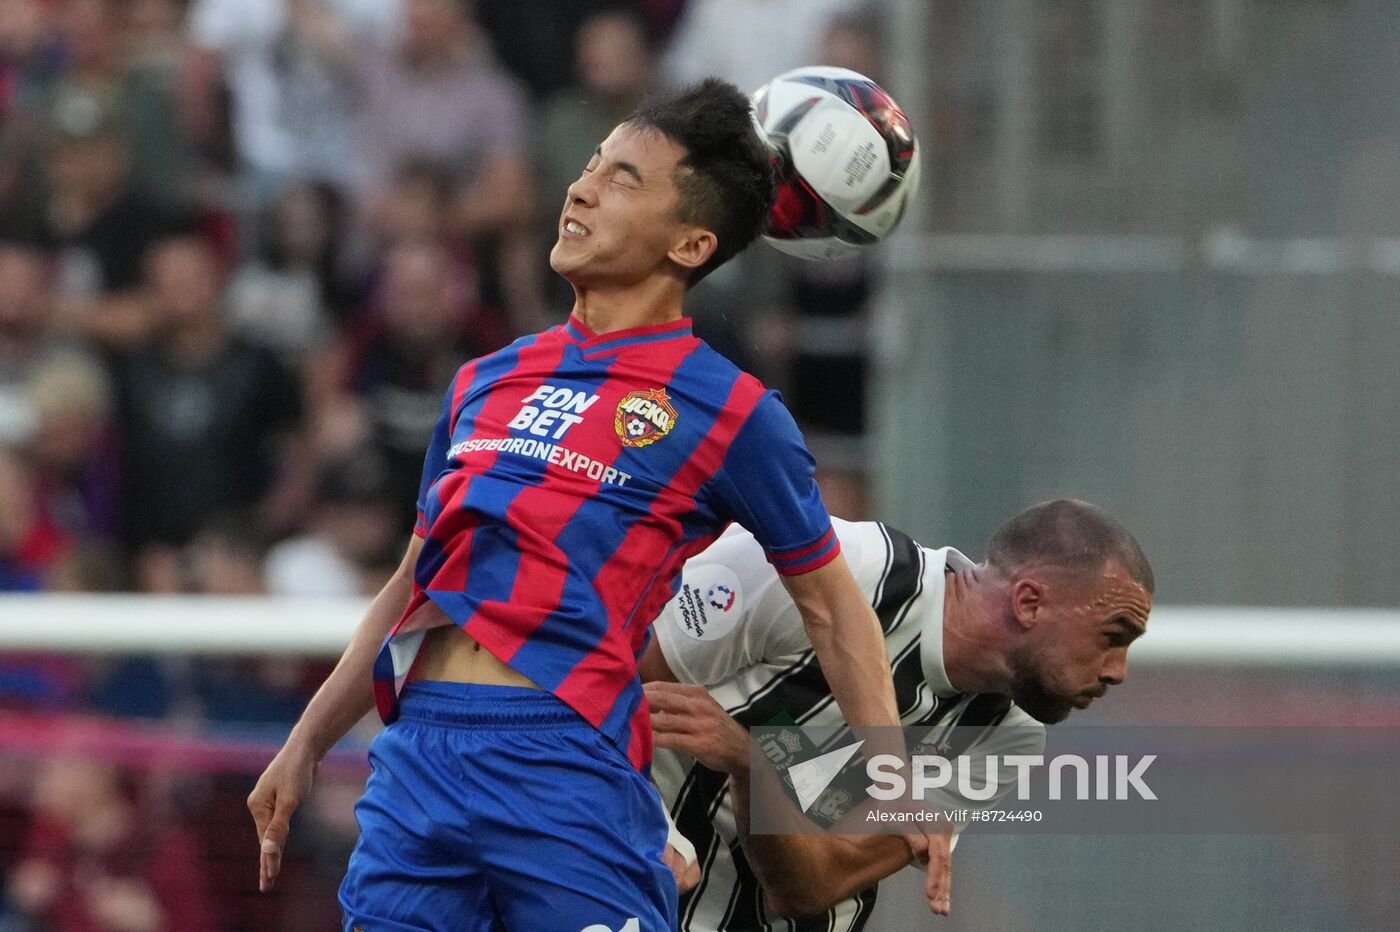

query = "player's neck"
[569,278,686,336]
[941,567,1017,696]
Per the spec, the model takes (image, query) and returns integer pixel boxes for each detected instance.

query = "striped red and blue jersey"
[372,315,838,770]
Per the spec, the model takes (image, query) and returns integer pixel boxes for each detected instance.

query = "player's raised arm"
[706,393,899,730]
[779,556,898,728]
[731,708,1046,918]
[248,533,421,892]
[647,678,943,915]
[705,390,941,869]
[731,764,951,918]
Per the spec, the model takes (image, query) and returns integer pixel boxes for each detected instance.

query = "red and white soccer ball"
[752,66,922,260]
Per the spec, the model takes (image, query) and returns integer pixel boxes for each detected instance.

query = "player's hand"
[662,843,702,893]
[904,831,952,916]
[645,682,748,776]
[248,744,318,892]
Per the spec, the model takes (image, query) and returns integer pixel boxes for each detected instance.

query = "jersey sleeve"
[705,391,838,576]
[413,379,457,538]
[652,525,809,686]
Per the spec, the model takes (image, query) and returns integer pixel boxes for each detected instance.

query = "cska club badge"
[615,388,678,448]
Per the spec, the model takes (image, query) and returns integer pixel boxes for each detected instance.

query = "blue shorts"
[340,682,677,931]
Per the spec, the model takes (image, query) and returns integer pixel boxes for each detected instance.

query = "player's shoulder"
[672,338,768,406]
[454,328,554,379]
[830,518,900,569]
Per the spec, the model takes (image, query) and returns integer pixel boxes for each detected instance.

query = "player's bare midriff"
[405,600,542,689]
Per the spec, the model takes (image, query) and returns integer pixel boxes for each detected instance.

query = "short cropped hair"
[627,78,776,285]
[986,499,1155,594]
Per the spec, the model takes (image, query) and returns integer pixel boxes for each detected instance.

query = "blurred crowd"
[0,1,887,927]
[0,0,889,602]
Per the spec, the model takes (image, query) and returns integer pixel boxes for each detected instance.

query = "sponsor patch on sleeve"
[672,564,743,641]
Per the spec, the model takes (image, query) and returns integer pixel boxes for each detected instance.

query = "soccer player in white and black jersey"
[639,499,1154,932]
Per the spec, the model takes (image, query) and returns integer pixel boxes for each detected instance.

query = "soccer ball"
[752,66,922,260]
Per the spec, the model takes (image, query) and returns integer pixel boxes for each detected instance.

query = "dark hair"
[987,499,1155,594]
[626,78,776,284]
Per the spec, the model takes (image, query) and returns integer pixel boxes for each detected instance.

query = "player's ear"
[1010,577,1045,629]
[668,227,717,273]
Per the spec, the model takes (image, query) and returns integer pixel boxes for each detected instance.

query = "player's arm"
[250,367,464,891]
[780,556,898,729]
[709,392,935,867]
[647,681,951,917]
[730,736,954,917]
[730,769,943,918]
[248,534,421,892]
[707,394,899,731]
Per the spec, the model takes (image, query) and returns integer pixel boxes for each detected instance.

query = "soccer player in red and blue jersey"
[249,80,914,931]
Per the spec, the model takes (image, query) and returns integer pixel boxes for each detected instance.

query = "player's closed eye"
[1107,623,1140,647]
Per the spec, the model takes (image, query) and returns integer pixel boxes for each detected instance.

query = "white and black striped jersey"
[651,518,1045,932]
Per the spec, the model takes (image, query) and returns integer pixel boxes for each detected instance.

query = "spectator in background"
[45,539,127,592]
[24,354,121,548]
[125,0,188,71]
[364,158,459,248]
[183,515,268,596]
[110,233,311,591]
[0,448,65,591]
[535,8,660,310]
[352,0,540,330]
[663,0,856,94]
[182,0,402,199]
[265,454,400,597]
[0,0,56,110]
[20,87,175,349]
[471,0,627,100]
[177,521,332,731]
[6,757,212,930]
[345,158,469,330]
[352,0,529,205]
[0,244,60,409]
[226,178,353,361]
[0,245,119,545]
[337,238,510,523]
[48,0,190,214]
[0,0,63,214]
[318,161,467,465]
[0,244,117,589]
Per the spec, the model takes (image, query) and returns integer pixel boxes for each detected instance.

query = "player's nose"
[567,173,599,207]
[1100,654,1127,687]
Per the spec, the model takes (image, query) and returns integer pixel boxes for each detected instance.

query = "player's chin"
[1022,697,1077,725]
[548,240,574,271]
[549,242,597,281]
